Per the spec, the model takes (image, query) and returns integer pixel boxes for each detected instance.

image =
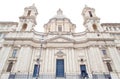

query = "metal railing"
[92,74,111,79]
[8,73,112,79]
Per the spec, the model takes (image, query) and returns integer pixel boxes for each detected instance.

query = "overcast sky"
[0,0,120,32]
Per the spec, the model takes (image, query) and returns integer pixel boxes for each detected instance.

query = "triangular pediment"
[46,35,75,43]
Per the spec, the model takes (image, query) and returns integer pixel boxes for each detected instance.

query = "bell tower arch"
[16,4,38,31]
[82,5,103,32]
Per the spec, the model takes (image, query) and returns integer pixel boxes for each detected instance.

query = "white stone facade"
[0,4,120,79]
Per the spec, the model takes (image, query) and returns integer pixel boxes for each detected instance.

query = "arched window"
[93,24,97,31]
[89,11,93,17]
[21,23,27,31]
[7,62,13,72]
[27,10,31,16]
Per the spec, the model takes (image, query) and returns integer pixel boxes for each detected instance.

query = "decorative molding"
[102,57,112,63]
[101,23,120,26]
[46,35,75,43]
[78,56,86,63]
[8,57,17,62]
[0,22,18,25]
[99,45,107,49]
[33,58,43,62]
[55,50,66,57]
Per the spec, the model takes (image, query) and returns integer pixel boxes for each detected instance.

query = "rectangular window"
[102,50,107,55]
[12,49,17,58]
[106,62,112,72]
[33,64,40,77]
[80,65,88,78]
[7,62,13,72]
[56,59,64,77]
[89,11,93,17]
[27,10,31,16]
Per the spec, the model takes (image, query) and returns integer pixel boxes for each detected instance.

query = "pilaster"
[0,45,12,74]
[14,45,32,73]
[108,47,120,72]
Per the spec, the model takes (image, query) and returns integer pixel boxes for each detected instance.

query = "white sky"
[0,0,120,32]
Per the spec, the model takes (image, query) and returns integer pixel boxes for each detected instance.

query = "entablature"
[86,32,114,41]
[3,30,118,48]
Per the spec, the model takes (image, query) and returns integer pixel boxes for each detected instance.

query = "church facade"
[0,4,120,79]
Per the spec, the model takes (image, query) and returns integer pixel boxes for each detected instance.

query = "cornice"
[101,23,120,26]
[0,22,18,25]
[72,31,87,36]
[83,17,100,25]
[3,40,117,49]
[19,16,35,19]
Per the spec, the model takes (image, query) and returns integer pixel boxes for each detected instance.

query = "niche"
[21,23,27,31]
[93,24,98,31]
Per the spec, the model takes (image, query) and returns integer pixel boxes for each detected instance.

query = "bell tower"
[16,4,38,31]
[82,5,103,32]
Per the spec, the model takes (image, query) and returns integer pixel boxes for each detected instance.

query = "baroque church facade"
[0,4,120,79]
